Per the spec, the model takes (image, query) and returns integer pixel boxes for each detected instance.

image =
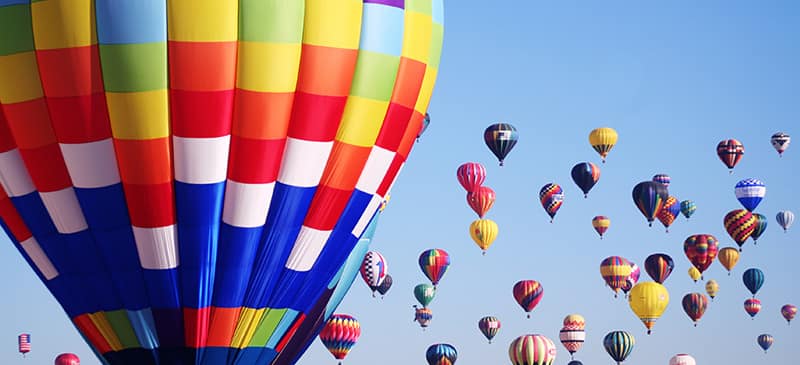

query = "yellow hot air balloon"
[589,127,619,162]
[718,247,740,275]
[628,282,669,334]
[705,279,719,301]
[688,266,702,282]
[470,219,499,254]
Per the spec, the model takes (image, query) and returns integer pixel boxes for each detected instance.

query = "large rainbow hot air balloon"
[0,2,444,364]
[319,314,361,365]
[509,334,557,365]
[419,249,450,287]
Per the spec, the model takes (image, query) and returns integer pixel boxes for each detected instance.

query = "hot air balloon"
[718,247,740,275]
[777,210,794,232]
[680,200,696,219]
[509,334,557,365]
[644,253,674,284]
[744,298,762,318]
[567,361,583,365]
[657,196,681,232]
[539,183,564,223]
[419,249,450,287]
[414,306,433,330]
[319,314,361,365]
[456,162,486,193]
[743,268,765,297]
[484,123,518,166]
[681,293,708,326]
[592,216,610,239]
[621,278,634,298]
[603,331,634,365]
[750,213,768,244]
[18,333,30,358]
[601,256,633,297]
[628,282,669,334]
[652,174,671,187]
[771,132,790,156]
[414,284,436,308]
[571,162,600,198]
[467,186,496,218]
[717,139,744,172]
[376,274,392,298]
[470,219,498,254]
[360,251,389,296]
[670,354,696,365]
[559,314,585,360]
[417,113,431,142]
[632,181,669,227]
[478,316,501,344]
[724,209,757,251]
[705,279,719,300]
[735,178,766,212]
[628,263,641,287]
[513,280,544,318]
[589,127,618,163]
[684,234,719,275]
[0,1,445,363]
[55,353,81,365]
[426,343,457,365]
[757,334,773,353]
[688,267,702,283]
[781,304,797,324]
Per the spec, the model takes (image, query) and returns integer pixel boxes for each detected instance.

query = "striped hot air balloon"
[414,306,433,330]
[735,178,766,212]
[600,256,632,297]
[670,354,696,365]
[426,343,457,365]
[419,249,450,287]
[652,174,671,187]
[717,139,744,172]
[757,334,774,353]
[592,215,610,239]
[745,298,762,318]
[456,162,486,193]
[484,123,518,166]
[509,334,557,365]
[513,280,544,318]
[603,331,634,365]
[588,127,618,163]
[742,268,765,297]
[18,333,30,357]
[644,253,674,284]
[684,234,719,275]
[632,181,669,227]
[681,293,708,326]
[478,316,501,344]
[776,210,794,232]
[539,183,564,223]
[319,314,361,364]
[559,314,585,359]
[680,200,697,219]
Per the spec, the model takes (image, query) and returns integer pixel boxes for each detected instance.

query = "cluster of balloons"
[457,162,499,254]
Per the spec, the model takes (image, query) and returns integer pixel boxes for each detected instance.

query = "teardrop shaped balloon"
[414,283,436,308]
[718,247,740,275]
[415,307,433,329]
[376,274,392,298]
[745,298,762,318]
[426,343,457,365]
[632,181,669,226]
[750,213,768,244]
[539,183,565,222]
[757,334,773,353]
[589,127,619,163]
[742,268,765,297]
[509,334,558,365]
[681,293,708,326]
[670,354,696,365]
[484,123,518,166]
[652,174,671,187]
[570,162,601,198]
[781,304,797,324]
[513,280,544,318]
[419,249,450,287]
[724,209,757,250]
[603,331,634,363]
[680,200,696,219]
[600,256,632,296]
[735,178,766,211]
[559,314,585,359]
[470,219,498,254]
[55,353,80,365]
[688,266,702,283]
[628,282,670,334]
[644,253,674,284]
[683,234,719,275]
[776,210,794,232]
[717,139,744,172]
[360,251,389,296]
[592,215,611,239]
[771,132,790,156]
[467,186,496,218]
[478,316,501,344]
[319,314,361,364]
[456,162,486,193]
[705,279,719,300]
[657,196,681,232]
[417,113,431,142]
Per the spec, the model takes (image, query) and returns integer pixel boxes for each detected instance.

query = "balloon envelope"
[628,282,669,334]
[657,196,681,232]
[632,181,669,226]
[757,334,774,352]
[724,209,757,249]
[717,139,744,170]
[478,316,501,343]
[470,219,498,253]
[705,280,719,299]
[456,162,486,193]
[777,210,795,232]
[670,354,696,365]
[742,268,765,296]
[681,293,708,325]
[718,247,740,274]
[684,234,719,274]
[652,174,671,187]
[419,249,451,286]
[600,256,632,295]
[414,284,436,307]
[771,132,790,155]
[644,253,674,284]
[513,280,544,318]
[467,186,496,218]
[588,127,618,162]
[570,162,600,197]
[680,200,697,219]
[509,334,557,365]
[781,304,797,324]
[735,178,766,211]
[55,353,80,365]
[484,123,518,166]
[603,331,634,363]
[745,298,762,318]
[426,343,457,365]
[539,183,565,221]
[376,274,392,296]
[319,314,361,361]
[592,216,611,238]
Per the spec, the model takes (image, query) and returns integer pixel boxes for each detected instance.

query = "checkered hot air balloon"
[657,196,681,233]
[539,183,564,223]
[419,249,450,287]
[360,251,388,297]
[18,333,30,357]
[735,178,766,212]
[319,314,360,365]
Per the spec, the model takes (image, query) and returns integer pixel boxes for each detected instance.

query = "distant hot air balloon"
[776,210,794,232]
[670,354,696,365]
[657,196,681,233]
[717,139,744,172]
[644,253,674,284]
[592,216,611,239]
[589,127,618,163]
[771,132,790,156]
[376,274,392,298]
[601,256,633,297]
[478,316,501,344]
[688,267,702,283]
[718,247,740,275]
[742,268,765,297]
[419,249,450,287]
[513,280,544,318]
[414,284,436,308]
[628,282,670,334]
[621,278,634,298]
[571,162,601,198]
[509,334,557,365]
[417,113,431,142]
[18,333,30,358]
[467,186,496,218]
[539,183,565,223]
[319,314,360,365]
[682,293,708,326]
[603,331,634,364]
[470,219,498,254]
[724,209,757,251]
[705,280,719,300]
[735,178,766,212]
[757,334,774,353]
[360,251,389,297]
[632,181,669,227]
[484,123,518,166]
[567,361,583,365]
[680,200,697,219]
[456,162,486,193]
[559,314,586,360]
[744,298,762,318]
[684,234,719,275]
[652,174,671,187]
[414,306,433,330]
[55,353,81,365]
[781,304,797,325]
[426,343,457,365]
[751,213,768,244]
[628,263,641,287]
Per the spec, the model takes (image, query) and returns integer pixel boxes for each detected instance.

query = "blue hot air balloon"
[743,268,765,297]
[571,162,601,198]
[757,334,774,353]
[426,343,457,365]
[632,181,669,227]
[735,178,766,211]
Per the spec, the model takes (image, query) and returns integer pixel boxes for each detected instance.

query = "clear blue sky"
[2,1,799,364]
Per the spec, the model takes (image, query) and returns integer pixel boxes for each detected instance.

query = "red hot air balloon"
[513,280,544,319]
[456,162,486,192]
[18,333,30,357]
[717,139,744,173]
[55,353,81,365]
[684,234,719,276]
[319,314,361,365]
[467,186,496,218]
